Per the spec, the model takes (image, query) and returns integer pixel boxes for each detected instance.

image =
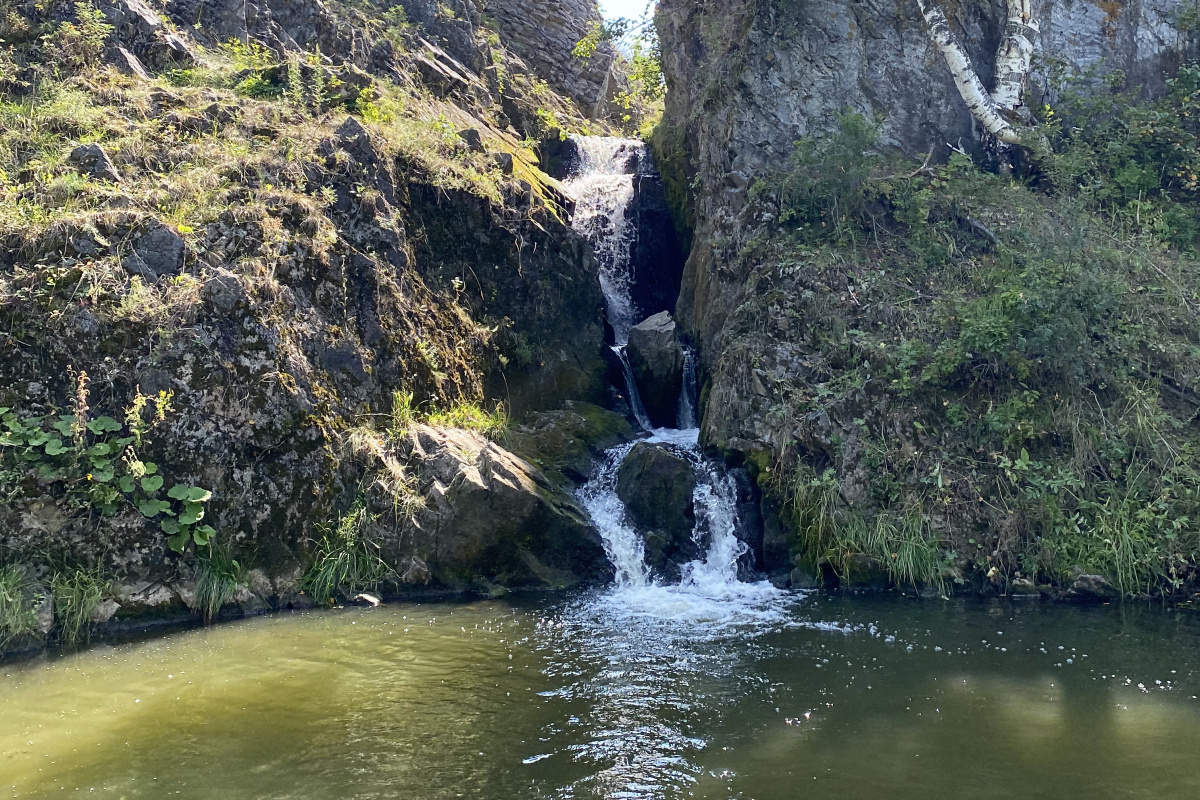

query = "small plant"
[0,377,216,554]
[50,566,107,645]
[0,564,39,648]
[40,2,112,76]
[194,546,244,624]
[302,500,390,605]
[424,401,508,438]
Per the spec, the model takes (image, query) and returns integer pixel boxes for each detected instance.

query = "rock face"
[616,442,698,577]
[483,0,622,117]
[67,143,122,183]
[626,312,684,428]
[398,426,610,589]
[659,0,1193,367]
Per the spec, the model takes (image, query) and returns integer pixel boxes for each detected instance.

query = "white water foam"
[562,136,646,346]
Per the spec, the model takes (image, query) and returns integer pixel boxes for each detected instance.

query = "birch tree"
[916,0,1042,150]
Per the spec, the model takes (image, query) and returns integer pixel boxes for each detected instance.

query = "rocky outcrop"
[396,425,610,589]
[626,311,684,428]
[616,442,698,577]
[659,0,1193,365]
[482,0,622,117]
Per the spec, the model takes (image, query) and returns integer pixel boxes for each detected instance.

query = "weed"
[194,545,244,624]
[50,566,107,644]
[301,499,390,604]
[0,564,39,647]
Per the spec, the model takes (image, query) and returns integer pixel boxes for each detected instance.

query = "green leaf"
[138,498,173,518]
[179,501,205,525]
[53,415,76,436]
[98,501,120,515]
[91,467,115,483]
[142,462,158,475]
[160,518,181,535]
[192,525,214,546]
[43,438,66,456]
[167,484,190,500]
[167,531,189,553]
[112,437,135,449]
[119,475,136,494]
[89,456,112,471]
[141,475,164,493]
[86,416,122,434]
[88,442,111,457]
[186,487,213,503]
[26,431,49,447]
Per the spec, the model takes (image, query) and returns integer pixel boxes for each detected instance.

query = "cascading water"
[676,345,699,430]
[563,136,655,431]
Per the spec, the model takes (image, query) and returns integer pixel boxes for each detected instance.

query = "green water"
[2,590,1200,799]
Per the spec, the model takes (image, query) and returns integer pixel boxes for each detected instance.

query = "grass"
[0,564,40,648]
[50,566,107,644]
[194,545,244,624]
[301,500,391,604]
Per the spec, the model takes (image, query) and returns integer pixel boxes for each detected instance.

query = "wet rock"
[616,442,697,576]
[122,221,186,278]
[67,143,122,183]
[1067,573,1120,601]
[401,425,609,590]
[1010,577,1042,596]
[789,566,819,590]
[627,311,685,428]
[504,402,635,487]
[841,554,889,591]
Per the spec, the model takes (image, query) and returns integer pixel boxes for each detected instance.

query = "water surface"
[3,593,1200,799]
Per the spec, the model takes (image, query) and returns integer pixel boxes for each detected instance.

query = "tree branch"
[992,0,1039,111]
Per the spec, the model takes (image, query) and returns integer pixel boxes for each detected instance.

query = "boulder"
[400,425,610,590]
[616,442,698,577]
[122,220,186,278]
[67,143,122,183]
[503,401,635,487]
[1066,573,1121,601]
[626,311,685,428]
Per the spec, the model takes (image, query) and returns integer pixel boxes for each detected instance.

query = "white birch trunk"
[992,0,1039,111]
[915,0,1027,146]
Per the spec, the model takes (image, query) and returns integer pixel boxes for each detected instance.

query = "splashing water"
[562,136,648,346]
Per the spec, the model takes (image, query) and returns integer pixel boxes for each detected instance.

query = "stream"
[4,137,1200,799]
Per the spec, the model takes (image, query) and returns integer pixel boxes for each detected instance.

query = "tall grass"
[0,564,39,647]
[301,500,391,604]
[194,546,244,624]
[50,566,107,644]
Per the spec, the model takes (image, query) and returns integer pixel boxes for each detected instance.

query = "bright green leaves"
[1,405,216,554]
[85,415,121,434]
[139,498,174,517]
[168,484,211,502]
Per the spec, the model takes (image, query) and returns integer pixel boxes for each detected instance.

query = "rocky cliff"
[657,0,1200,597]
[0,0,641,650]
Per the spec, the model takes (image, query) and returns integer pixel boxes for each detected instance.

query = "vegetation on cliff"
[740,70,1200,597]
[0,0,629,650]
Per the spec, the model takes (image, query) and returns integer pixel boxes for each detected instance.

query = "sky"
[597,0,654,23]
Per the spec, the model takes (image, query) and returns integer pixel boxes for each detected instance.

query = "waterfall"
[563,137,657,431]
[566,135,780,608]
[562,136,647,346]
[676,345,699,430]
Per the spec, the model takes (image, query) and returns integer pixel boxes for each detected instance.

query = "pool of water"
[3,590,1200,799]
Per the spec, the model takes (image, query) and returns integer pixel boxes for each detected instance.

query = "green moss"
[647,120,694,254]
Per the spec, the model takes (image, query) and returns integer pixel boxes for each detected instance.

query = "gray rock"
[110,46,152,80]
[67,143,122,183]
[458,128,484,151]
[789,566,819,589]
[122,221,186,278]
[491,151,514,175]
[112,581,181,616]
[89,599,121,624]
[627,311,685,428]
[1067,573,1121,601]
[1010,577,1042,596]
[616,442,698,577]
[400,425,610,589]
